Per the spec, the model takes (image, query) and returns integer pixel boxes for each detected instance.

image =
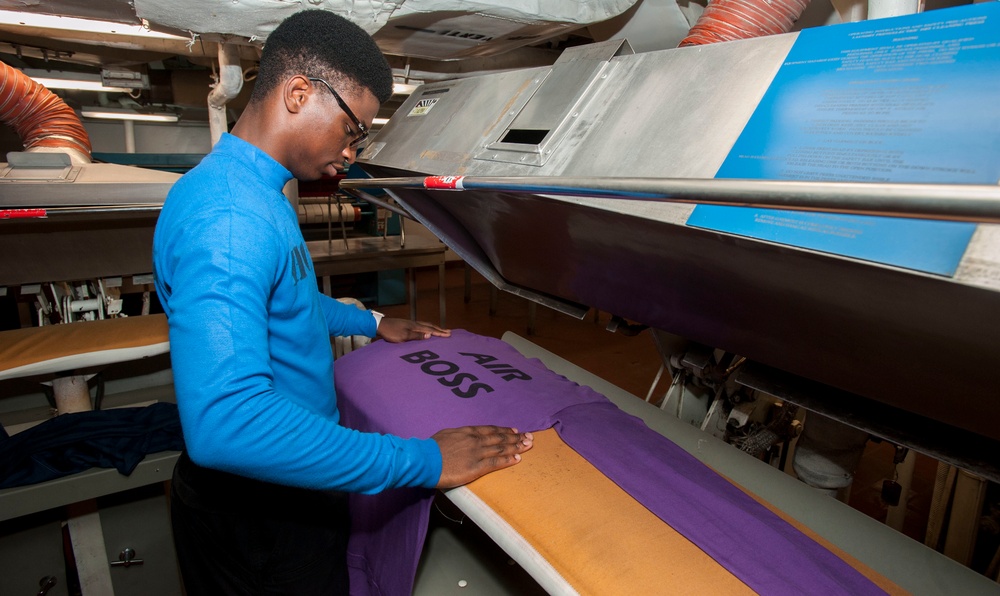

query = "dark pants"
[170,452,350,595]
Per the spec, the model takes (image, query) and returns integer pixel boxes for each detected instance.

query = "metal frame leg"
[439,263,446,328]
[408,268,417,321]
[463,264,472,304]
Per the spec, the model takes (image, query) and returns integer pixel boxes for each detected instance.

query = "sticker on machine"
[407,97,439,117]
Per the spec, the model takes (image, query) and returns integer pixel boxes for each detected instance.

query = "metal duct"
[0,61,91,163]
[679,0,811,46]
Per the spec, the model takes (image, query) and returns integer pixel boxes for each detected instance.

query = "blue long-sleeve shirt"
[152,133,441,493]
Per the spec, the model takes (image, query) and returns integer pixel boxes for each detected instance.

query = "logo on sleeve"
[289,243,313,285]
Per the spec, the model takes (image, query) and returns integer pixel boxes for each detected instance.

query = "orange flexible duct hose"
[679,0,811,46]
[0,61,92,161]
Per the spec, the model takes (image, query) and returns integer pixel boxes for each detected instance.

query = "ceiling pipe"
[0,61,92,164]
[867,0,922,20]
[207,42,243,146]
[678,0,811,46]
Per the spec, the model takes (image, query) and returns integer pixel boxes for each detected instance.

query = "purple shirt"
[336,330,886,595]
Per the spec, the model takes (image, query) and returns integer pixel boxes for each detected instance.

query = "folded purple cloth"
[336,330,886,595]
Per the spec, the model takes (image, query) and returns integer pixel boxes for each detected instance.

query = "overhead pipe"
[868,0,922,20]
[339,175,1000,224]
[679,0,811,46]
[13,175,1000,224]
[208,42,243,146]
[0,61,92,164]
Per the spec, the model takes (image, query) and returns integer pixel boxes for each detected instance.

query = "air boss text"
[399,350,532,398]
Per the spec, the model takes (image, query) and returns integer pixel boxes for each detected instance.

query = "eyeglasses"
[308,77,369,148]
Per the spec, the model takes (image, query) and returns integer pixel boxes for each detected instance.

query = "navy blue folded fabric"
[0,402,184,489]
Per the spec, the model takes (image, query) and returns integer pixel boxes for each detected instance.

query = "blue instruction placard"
[686,2,1000,276]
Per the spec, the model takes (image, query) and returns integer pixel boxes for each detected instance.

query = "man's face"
[292,79,380,181]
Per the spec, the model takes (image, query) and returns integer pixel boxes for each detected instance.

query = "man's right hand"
[432,425,534,488]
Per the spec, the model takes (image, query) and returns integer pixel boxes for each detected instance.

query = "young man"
[153,10,532,594]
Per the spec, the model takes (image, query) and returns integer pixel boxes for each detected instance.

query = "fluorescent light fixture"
[393,83,418,96]
[30,77,131,93]
[0,10,189,40]
[24,69,132,93]
[81,108,178,123]
[102,69,149,90]
[372,117,390,126]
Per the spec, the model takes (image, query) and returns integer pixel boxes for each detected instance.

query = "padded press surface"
[0,315,169,381]
[466,429,904,595]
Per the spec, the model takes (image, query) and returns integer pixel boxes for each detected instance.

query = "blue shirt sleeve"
[318,294,378,337]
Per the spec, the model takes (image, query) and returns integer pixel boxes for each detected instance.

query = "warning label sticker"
[407,97,439,117]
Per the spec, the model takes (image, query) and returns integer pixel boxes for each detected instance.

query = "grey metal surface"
[0,160,179,207]
[0,159,179,285]
[0,450,179,522]
[500,332,999,596]
[357,31,1000,443]
[0,213,161,285]
[474,40,631,168]
[0,517,69,596]
[362,34,793,180]
[414,503,547,596]
[99,485,183,596]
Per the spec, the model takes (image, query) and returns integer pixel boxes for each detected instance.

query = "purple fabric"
[336,330,887,595]
[337,330,606,595]
[555,401,886,595]
[345,486,428,595]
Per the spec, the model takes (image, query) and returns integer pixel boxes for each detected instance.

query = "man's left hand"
[377,318,451,342]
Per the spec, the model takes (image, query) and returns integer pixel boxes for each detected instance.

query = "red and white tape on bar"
[423,176,465,190]
[0,208,47,219]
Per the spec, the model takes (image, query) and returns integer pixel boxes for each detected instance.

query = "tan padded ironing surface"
[0,314,169,381]
[466,429,905,595]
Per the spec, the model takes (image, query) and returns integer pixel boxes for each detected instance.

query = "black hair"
[250,10,393,104]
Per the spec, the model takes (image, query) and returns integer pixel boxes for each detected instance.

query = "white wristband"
[371,310,384,330]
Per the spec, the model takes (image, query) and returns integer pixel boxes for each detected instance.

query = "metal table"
[307,236,448,326]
